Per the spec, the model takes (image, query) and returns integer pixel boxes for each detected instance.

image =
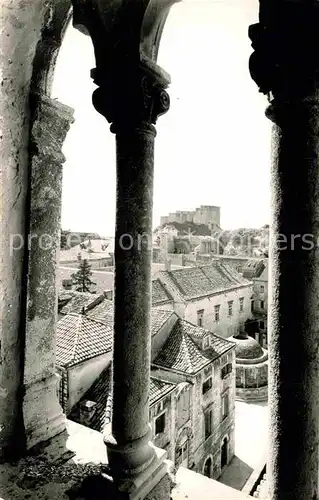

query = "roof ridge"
[70,314,82,364]
[181,332,194,372]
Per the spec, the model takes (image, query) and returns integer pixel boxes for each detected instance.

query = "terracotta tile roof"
[149,377,176,404]
[159,262,252,300]
[69,367,175,433]
[58,268,172,304]
[153,320,210,374]
[179,320,235,354]
[150,309,175,337]
[56,314,113,368]
[153,319,234,374]
[85,299,114,324]
[59,239,113,262]
[58,291,105,315]
[152,279,173,305]
[85,300,175,337]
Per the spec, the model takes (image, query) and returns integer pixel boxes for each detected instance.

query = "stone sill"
[172,467,253,500]
[0,420,108,500]
[0,421,254,500]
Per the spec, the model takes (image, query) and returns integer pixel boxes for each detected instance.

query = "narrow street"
[219,401,268,491]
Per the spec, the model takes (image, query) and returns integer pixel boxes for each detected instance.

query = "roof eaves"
[184,282,253,301]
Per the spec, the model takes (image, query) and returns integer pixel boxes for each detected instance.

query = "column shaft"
[23,96,74,450]
[105,124,157,480]
[112,125,155,444]
[268,98,319,500]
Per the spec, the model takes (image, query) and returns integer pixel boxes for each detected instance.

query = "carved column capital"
[91,61,170,133]
[249,0,319,102]
[71,0,179,132]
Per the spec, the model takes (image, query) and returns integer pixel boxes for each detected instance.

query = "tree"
[71,259,96,293]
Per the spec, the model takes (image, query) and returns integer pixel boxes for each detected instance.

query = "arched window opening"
[203,456,212,478]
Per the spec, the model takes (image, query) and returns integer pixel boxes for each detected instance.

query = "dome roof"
[232,333,264,360]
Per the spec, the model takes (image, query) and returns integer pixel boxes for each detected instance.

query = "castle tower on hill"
[160,205,221,229]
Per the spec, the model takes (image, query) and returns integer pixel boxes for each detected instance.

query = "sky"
[51,0,271,237]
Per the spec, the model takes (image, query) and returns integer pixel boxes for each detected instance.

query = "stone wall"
[183,285,253,338]
[1,0,64,457]
[66,353,112,413]
[191,349,236,478]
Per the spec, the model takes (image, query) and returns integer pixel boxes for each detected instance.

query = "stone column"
[249,3,319,499]
[23,95,74,451]
[92,63,171,498]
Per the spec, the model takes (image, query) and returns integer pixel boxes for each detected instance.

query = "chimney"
[79,400,97,426]
[164,258,171,272]
[62,278,73,290]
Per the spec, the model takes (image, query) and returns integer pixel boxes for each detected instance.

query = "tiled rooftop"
[159,262,252,300]
[56,314,113,368]
[85,300,175,337]
[59,238,113,262]
[152,278,173,305]
[69,366,176,433]
[84,299,114,324]
[58,290,105,315]
[153,319,214,374]
[180,320,235,355]
[58,269,173,305]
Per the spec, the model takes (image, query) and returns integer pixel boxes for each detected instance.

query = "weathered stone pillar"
[23,95,74,450]
[249,2,319,499]
[93,64,172,498]
[71,0,179,497]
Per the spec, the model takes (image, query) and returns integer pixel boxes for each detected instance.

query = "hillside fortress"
[160,205,220,229]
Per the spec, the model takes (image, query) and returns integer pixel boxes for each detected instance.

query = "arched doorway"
[176,436,189,468]
[221,436,228,469]
[203,456,212,478]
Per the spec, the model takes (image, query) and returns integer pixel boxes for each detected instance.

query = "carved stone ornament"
[71,0,180,130]
[249,0,319,100]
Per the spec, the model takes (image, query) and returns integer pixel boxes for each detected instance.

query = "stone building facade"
[64,300,236,481]
[156,262,254,338]
[160,205,221,229]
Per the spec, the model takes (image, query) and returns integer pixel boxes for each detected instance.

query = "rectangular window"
[251,300,254,313]
[197,309,204,327]
[155,412,165,435]
[260,300,264,309]
[204,408,213,439]
[222,393,229,419]
[259,320,265,330]
[203,336,210,349]
[260,284,265,292]
[221,363,232,379]
[228,300,233,317]
[202,377,213,395]
[239,297,244,312]
[214,304,220,322]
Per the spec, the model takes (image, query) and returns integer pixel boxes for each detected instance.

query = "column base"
[23,374,68,453]
[68,446,174,500]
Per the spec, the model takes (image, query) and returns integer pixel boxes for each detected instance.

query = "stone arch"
[221,434,230,469]
[30,1,72,97]
[175,424,193,447]
[202,454,214,478]
[175,425,193,468]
